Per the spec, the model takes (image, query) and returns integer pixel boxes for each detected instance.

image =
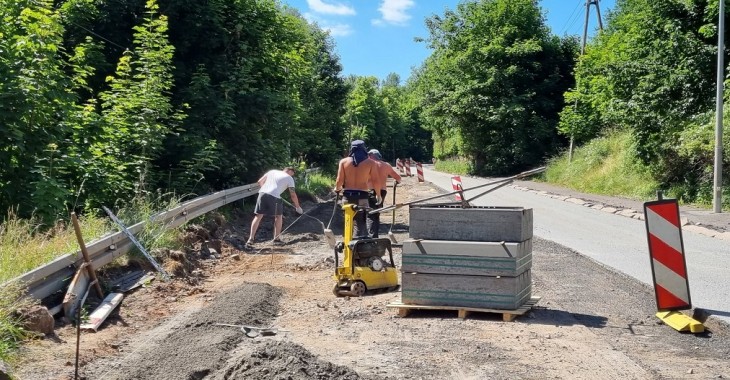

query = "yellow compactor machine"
[332,204,398,297]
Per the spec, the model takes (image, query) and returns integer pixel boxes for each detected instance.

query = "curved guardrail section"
[6,183,259,301]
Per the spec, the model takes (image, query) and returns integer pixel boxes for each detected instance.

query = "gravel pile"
[213,341,382,380]
[87,282,282,380]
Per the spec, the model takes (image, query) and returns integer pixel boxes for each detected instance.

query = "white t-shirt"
[259,170,295,198]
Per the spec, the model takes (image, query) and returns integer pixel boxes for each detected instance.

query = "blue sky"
[282,0,616,81]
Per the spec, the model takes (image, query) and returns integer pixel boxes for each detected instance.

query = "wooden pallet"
[386,296,541,322]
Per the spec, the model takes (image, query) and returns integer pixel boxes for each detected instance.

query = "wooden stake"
[71,213,104,298]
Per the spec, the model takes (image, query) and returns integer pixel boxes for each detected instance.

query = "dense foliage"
[0,0,351,222]
[343,74,431,163]
[3,0,730,223]
[412,0,578,175]
[561,0,729,204]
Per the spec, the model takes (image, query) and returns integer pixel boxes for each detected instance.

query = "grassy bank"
[0,213,109,284]
[296,171,335,199]
[0,192,189,363]
[543,131,658,200]
[434,158,471,175]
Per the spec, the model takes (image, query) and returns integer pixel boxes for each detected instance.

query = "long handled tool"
[369,166,545,215]
[387,182,398,244]
[323,193,339,248]
[280,198,337,248]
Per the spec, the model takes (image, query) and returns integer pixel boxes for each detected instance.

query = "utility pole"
[714,0,725,213]
[581,0,603,55]
[569,0,604,162]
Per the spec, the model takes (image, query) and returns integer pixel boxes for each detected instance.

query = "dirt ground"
[12,179,730,380]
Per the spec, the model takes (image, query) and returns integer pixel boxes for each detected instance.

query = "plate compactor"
[332,203,399,297]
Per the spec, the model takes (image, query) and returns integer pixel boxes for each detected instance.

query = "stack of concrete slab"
[401,205,533,310]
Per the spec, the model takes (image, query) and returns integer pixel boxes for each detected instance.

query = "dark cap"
[368,149,382,160]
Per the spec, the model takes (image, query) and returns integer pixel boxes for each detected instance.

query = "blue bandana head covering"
[349,140,368,167]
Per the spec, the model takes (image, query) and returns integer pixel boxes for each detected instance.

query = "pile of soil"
[213,341,382,380]
[84,283,282,380]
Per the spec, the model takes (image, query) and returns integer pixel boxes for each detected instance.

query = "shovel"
[215,323,280,338]
[387,182,398,244]
[281,198,336,248]
[323,192,340,248]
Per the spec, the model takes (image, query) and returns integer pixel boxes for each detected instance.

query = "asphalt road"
[418,165,730,326]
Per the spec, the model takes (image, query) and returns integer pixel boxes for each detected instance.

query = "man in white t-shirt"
[247,167,302,248]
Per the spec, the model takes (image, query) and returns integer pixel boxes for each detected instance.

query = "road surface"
[420,165,730,325]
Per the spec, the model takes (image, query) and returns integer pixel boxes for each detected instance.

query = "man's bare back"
[335,157,381,192]
[368,160,401,191]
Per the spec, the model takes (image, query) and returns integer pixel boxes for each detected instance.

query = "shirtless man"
[334,140,382,238]
[365,149,402,238]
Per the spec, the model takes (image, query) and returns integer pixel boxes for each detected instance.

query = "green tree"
[84,0,184,207]
[563,0,723,198]
[0,0,75,220]
[287,15,349,170]
[416,0,577,175]
[344,76,387,149]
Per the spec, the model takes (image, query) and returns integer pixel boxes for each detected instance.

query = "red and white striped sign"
[643,199,691,311]
[396,158,404,174]
[451,176,463,201]
[404,159,412,177]
[416,161,424,182]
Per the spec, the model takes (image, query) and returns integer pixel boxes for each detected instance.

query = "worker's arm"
[288,187,303,214]
[334,159,345,192]
[257,174,267,188]
[288,188,301,209]
[387,165,402,184]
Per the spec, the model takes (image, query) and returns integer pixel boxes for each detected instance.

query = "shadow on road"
[528,308,608,328]
[695,308,730,318]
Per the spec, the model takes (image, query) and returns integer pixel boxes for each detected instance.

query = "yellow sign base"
[656,311,705,333]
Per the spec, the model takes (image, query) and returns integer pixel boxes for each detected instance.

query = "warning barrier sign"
[451,176,463,201]
[643,199,691,311]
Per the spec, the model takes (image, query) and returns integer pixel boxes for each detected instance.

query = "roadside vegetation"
[296,172,335,201]
[544,131,659,200]
[434,158,472,176]
[0,282,35,363]
[0,213,109,284]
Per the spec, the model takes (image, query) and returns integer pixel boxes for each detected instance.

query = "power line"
[560,0,584,35]
[63,17,132,53]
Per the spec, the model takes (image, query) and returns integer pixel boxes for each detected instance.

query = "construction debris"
[81,293,124,332]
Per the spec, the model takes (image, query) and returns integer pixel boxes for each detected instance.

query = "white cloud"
[326,23,354,36]
[373,0,414,26]
[304,12,354,37]
[306,0,356,16]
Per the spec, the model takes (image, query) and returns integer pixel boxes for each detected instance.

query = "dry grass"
[0,211,110,283]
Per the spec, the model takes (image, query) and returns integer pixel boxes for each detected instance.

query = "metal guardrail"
[7,183,259,301]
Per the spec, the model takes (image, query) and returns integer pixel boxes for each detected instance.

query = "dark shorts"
[342,189,370,208]
[254,193,283,216]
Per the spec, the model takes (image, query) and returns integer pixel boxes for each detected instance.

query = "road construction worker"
[366,149,401,238]
[334,140,382,238]
[247,167,303,248]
